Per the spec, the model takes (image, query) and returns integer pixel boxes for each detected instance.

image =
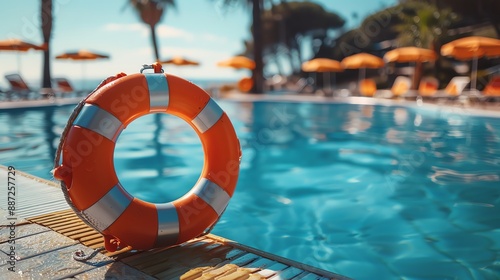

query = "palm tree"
[394,2,457,49]
[393,1,457,88]
[41,0,52,89]
[210,0,266,93]
[126,0,176,62]
[251,0,264,93]
[259,2,345,74]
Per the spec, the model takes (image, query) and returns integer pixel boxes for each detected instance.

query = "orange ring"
[54,73,241,252]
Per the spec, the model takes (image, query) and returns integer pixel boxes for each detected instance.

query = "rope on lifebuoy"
[72,246,105,262]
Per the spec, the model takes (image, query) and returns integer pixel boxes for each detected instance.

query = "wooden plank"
[28,212,76,224]
[256,262,288,278]
[268,266,304,279]
[144,242,233,276]
[241,257,276,273]
[59,225,93,236]
[52,221,87,231]
[76,232,102,241]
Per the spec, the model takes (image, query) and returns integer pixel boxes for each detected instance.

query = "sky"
[0,0,397,89]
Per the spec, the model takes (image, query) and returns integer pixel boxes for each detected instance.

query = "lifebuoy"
[53,64,241,252]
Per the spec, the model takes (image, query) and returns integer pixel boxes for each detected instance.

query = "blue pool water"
[1,99,500,279]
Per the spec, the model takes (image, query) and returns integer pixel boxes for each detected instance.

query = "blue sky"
[0,0,397,88]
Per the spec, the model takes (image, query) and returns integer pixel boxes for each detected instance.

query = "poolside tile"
[0,230,77,259]
[71,262,156,279]
[257,262,287,278]
[229,252,260,266]
[9,243,111,279]
[268,266,303,279]
[0,209,28,225]
[243,256,275,272]
[0,223,51,243]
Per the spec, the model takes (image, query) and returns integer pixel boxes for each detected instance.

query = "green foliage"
[393,1,458,48]
[258,1,345,73]
[125,0,177,61]
[127,0,176,26]
[261,2,345,46]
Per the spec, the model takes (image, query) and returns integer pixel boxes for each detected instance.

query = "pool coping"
[3,91,499,119]
[219,91,500,118]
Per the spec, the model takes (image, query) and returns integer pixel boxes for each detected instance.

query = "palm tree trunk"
[251,0,264,93]
[150,24,160,62]
[41,0,52,89]
[412,61,423,90]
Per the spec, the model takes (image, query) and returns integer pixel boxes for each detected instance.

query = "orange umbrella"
[341,53,384,85]
[441,36,500,59]
[160,56,200,66]
[217,56,255,70]
[217,56,256,93]
[0,38,46,51]
[302,58,343,92]
[384,47,437,89]
[0,38,46,72]
[55,49,109,60]
[441,36,500,90]
[55,49,110,90]
[341,53,385,69]
[301,58,343,72]
[383,47,437,63]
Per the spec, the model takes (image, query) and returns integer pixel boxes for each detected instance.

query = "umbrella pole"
[82,63,86,91]
[17,53,21,73]
[412,61,417,90]
[471,55,478,91]
[359,68,366,94]
[313,72,316,87]
[324,72,331,95]
[333,73,336,89]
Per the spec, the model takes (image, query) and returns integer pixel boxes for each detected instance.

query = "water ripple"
[430,167,500,184]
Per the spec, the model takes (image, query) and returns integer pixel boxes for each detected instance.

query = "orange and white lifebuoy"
[53,63,241,252]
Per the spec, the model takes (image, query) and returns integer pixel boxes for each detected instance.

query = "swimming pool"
[1,98,500,279]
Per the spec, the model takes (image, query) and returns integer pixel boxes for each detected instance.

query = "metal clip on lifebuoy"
[140,62,164,73]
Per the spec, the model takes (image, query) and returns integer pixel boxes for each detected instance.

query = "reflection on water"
[1,101,500,279]
[113,112,203,203]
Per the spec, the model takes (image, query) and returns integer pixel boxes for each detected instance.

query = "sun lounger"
[288,77,315,94]
[481,75,500,102]
[418,77,439,97]
[52,77,85,97]
[418,76,471,103]
[443,76,470,97]
[0,87,12,101]
[389,76,413,98]
[4,74,35,100]
[483,75,500,95]
[359,79,377,97]
[237,76,254,93]
[4,74,57,100]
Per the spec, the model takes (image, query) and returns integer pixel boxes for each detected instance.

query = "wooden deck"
[0,166,351,279]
